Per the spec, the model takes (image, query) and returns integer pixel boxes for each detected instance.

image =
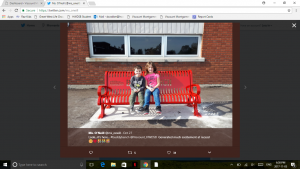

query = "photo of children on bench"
[97,62,202,119]
[67,22,233,130]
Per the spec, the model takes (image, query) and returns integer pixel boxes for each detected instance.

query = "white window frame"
[87,34,204,62]
[164,35,202,58]
[89,35,127,57]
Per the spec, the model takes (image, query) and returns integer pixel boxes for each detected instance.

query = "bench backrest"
[105,70,193,95]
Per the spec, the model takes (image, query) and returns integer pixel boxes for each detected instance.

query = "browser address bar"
[21,8,293,14]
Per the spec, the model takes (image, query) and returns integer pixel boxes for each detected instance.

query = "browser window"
[0,0,299,168]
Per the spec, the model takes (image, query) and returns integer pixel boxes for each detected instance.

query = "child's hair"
[145,61,158,75]
[134,65,142,71]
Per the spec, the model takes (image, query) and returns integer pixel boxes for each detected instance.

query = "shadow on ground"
[68,87,232,128]
[147,119,189,127]
[145,101,232,127]
[199,101,232,116]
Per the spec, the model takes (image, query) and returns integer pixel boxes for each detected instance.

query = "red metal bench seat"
[97,70,201,119]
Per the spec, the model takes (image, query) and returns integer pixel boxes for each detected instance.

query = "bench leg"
[105,97,111,109]
[186,103,193,107]
[98,104,105,119]
[186,97,193,107]
[193,102,202,117]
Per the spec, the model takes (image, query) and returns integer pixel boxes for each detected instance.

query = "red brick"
[67,23,233,84]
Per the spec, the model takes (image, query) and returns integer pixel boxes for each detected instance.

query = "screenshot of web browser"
[0,0,299,168]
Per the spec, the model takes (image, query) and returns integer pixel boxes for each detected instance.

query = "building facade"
[67,22,232,86]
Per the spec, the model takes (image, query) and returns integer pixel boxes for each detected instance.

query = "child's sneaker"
[156,106,162,114]
[137,107,144,112]
[143,105,149,115]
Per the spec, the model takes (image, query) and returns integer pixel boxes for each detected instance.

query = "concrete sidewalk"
[68,87,232,128]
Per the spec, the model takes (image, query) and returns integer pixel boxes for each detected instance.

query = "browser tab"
[44,1,88,7]
[1,0,44,7]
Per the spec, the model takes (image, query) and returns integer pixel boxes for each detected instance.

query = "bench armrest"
[97,86,111,96]
[186,84,201,95]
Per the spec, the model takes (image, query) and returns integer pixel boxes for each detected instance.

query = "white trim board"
[86,57,205,62]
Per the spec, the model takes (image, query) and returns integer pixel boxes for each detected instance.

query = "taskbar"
[0,160,299,169]
[86,160,299,169]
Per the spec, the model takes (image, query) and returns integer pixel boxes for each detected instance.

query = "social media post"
[61,22,239,157]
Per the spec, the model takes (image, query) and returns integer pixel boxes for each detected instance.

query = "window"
[129,36,162,56]
[89,35,127,57]
[166,36,199,56]
[88,35,203,61]
[92,36,125,55]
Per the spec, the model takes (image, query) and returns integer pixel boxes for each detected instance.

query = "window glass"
[167,37,198,55]
[92,36,125,54]
[130,37,161,55]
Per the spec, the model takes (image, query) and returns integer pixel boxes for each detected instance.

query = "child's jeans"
[129,90,144,108]
[143,88,161,107]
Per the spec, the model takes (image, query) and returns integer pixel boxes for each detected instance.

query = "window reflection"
[92,36,125,54]
[167,37,198,55]
[130,37,161,55]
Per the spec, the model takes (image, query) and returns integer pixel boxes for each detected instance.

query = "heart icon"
[89,151,93,154]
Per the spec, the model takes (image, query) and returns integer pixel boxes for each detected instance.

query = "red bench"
[97,70,201,119]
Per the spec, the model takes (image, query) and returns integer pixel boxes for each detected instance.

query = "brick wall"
[67,23,232,85]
